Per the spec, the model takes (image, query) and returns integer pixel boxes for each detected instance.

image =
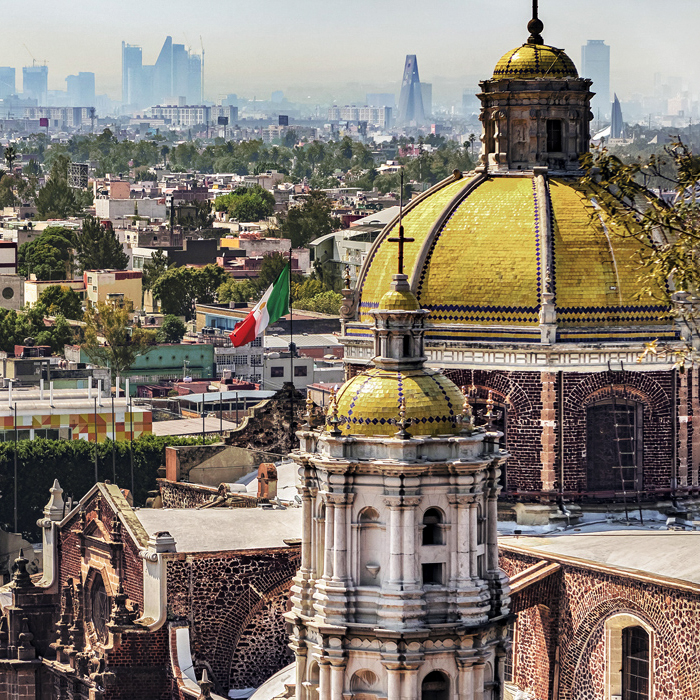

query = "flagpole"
[289,246,294,452]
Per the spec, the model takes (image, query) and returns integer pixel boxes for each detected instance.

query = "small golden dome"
[331,367,463,438]
[378,288,420,311]
[493,43,578,80]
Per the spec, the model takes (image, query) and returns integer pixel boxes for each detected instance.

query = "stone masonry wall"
[167,546,301,693]
[500,548,700,700]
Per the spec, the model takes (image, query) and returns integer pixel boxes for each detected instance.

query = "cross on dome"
[388,171,414,275]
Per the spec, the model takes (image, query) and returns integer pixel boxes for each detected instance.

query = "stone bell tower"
[286,273,510,700]
[478,3,594,172]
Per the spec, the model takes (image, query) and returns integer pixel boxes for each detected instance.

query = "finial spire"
[527,0,544,44]
[388,170,414,276]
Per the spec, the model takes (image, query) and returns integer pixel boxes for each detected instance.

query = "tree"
[142,249,173,291]
[18,227,75,280]
[214,185,275,222]
[580,141,700,365]
[218,278,256,304]
[151,265,228,319]
[3,144,17,170]
[83,301,156,377]
[157,315,187,343]
[37,285,83,320]
[278,190,338,248]
[293,290,343,315]
[74,216,129,272]
[35,155,84,219]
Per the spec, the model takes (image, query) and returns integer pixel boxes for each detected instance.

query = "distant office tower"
[152,36,202,105]
[581,40,610,120]
[462,87,480,116]
[397,55,426,127]
[610,94,624,139]
[122,42,147,107]
[421,82,432,118]
[222,94,238,107]
[188,53,202,104]
[23,65,48,106]
[66,72,95,107]
[0,67,15,99]
[366,93,395,109]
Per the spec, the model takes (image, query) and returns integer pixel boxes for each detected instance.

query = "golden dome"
[354,174,670,343]
[493,43,578,80]
[378,288,420,311]
[333,367,463,438]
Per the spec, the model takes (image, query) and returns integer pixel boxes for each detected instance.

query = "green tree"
[151,265,228,319]
[18,227,75,280]
[23,159,40,177]
[34,155,85,219]
[142,249,173,291]
[3,144,17,170]
[278,190,338,248]
[293,290,343,315]
[37,285,83,319]
[83,301,156,377]
[214,185,275,222]
[157,315,187,343]
[217,278,256,304]
[74,216,129,272]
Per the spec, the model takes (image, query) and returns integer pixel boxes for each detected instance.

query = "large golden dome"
[352,173,672,345]
[493,43,578,80]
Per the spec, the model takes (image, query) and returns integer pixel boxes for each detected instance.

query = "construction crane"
[22,44,37,66]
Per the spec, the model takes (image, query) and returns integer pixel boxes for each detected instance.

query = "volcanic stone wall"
[500,548,700,700]
[167,546,301,693]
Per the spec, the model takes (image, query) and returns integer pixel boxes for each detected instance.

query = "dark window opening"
[422,671,449,700]
[422,508,444,545]
[586,401,642,493]
[623,626,649,700]
[421,562,444,586]
[547,119,563,152]
[403,334,411,358]
[294,366,307,377]
[270,366,284,378]
[504,620,516,682]
[90,574,110,643]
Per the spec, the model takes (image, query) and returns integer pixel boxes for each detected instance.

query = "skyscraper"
[0,67,15,99]
[421,82,432,118]
[610,94,624,139]
[397,55,426,127]
[122,42,149,108]
[66,72,95,107]
[23,65,48,106]
[581,40,610,121]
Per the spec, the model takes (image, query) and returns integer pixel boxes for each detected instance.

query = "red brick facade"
[500,547,700,700]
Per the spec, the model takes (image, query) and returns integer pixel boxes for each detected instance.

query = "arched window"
[307,661,319,700]
[90,572,110,643]
[605,615,652,700]
[421,671,449,700]
[422,508,444,545]
[586,399,643,493]
[622,626,650,700]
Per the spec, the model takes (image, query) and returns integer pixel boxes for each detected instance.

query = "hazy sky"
[1,0,697,104]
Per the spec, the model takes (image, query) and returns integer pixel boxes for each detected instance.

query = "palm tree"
[468,133,477,157]
[4,144,17,170]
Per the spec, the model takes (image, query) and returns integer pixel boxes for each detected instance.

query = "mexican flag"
[229,264,290,347]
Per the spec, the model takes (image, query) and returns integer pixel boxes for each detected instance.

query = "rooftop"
[135,506,302,553]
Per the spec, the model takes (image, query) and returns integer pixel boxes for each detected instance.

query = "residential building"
[94,197,166,222]
[263,351,314,392]
[264,333,342,360]
[24,279,85,308]
[581,39,611,120]
[149,104,208,126]
[84,269,142,310]
[327,105,392,128]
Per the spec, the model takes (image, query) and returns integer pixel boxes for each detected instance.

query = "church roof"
[354,173,673,343]
[493,43,578,80]
[333,366,463,438]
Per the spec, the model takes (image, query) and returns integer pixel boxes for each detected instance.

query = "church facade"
[339,11,694,520]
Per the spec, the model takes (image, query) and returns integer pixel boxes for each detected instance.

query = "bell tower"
[286,280,510,700]
[478,2,594,172]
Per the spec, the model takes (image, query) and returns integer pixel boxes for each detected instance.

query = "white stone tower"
[287,271,510,700]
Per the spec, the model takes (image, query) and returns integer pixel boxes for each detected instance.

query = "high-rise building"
[610,93,624,139]
[22,65,48,106]
[581,40,610,121]
[366,92,395,109]
[421,82,432,118]
[0,67,15,99]
[66,72,95,107]
[122,42,147,107]
[397,55,426,127]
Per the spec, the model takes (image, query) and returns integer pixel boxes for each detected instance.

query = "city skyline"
[0,0,698,107]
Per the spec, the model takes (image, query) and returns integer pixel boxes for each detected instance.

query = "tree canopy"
[142,249,173,291]
[82,301,156,377]
[157,315,187,344]
[214,185,275,222]
[278,190,338,248]
[34,155,91,219]
[36,285,83,320]
[18,227,75,281]
[151,264,229,319]
[74,216,129,272]
[0,306,74,355]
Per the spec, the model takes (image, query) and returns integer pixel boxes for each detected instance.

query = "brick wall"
[167,546,301,692]
[500,548,700,700]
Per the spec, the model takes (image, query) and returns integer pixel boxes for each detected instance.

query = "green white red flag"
[229,264,290,347]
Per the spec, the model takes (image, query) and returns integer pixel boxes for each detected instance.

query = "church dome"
[333,366,464,438]
[493,43,578,80]
[354,174,669,343]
